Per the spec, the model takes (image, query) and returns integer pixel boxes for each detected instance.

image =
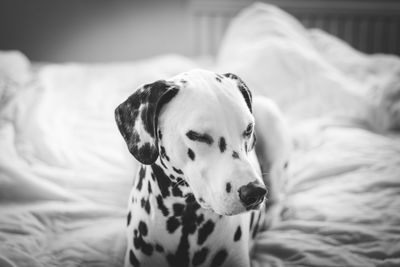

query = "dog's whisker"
[172,179,185,189]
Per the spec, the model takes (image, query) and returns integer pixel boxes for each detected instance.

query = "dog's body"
[115,69,290,267]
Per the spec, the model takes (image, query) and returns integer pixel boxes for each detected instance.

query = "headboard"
[189,0,400,57]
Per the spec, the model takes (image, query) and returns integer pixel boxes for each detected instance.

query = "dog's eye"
[186,130,214,145]
[243,123,254,138]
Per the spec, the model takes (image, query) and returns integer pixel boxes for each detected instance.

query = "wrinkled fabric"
[217,3,400,132]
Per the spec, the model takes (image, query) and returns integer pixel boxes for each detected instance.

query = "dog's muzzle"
[238,181,267,208]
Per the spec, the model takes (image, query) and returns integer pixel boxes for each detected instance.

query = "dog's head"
[115,69,267,215]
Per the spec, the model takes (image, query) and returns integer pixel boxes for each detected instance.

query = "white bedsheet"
[1,3,400,267]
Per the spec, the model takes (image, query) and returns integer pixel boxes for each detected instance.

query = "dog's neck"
[132,158,227,265]
[135,157,217,218]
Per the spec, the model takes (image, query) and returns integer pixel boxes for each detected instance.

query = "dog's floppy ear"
[223,73,253,113]
[115,80,179,165]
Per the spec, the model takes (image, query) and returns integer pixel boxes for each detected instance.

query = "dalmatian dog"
[115,69,290,267]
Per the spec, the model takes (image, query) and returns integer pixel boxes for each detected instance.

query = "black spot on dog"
[159,157,168,169]
[218,137,226,153]
[192,247,209,266]
[141,198,151,214]
[196,213,204,225]
[156,195,169,216]
[167,216,181,233]
[197,220,215,245]
[129,250,140,267]
[155,243,164,253]
[140,105,150,132]
[145,199,151,214]
[215,76,222,83]
[141,242,153,256]
[151,164,171,197]
[133,229,153,256]
[133,230,140,249]
[173,203,185,216]
[232,151,239,159]
[167,236,190,266]
[138,221,148,236]
[158,130,162,140]
[167,195,202,267]
[172,185,183,197]
[234,226,241,241]
[186,131,214,145]
[198,197,204,203]
[173,167,184,175]
[252,212,262,239]
[176,177,188,187]
[148,181,152,194]
[226,183,231,193]
[211,249,228,267]
[243,123,253,138]
[185,193,195,204]
[160,146,170,161]
[250,133,256,151]
[169,174,176,180]
[127,211,132,226]
[252,221,259,239]
[160,145,166,156]
[284,161,289,169]
[188,148,195,160]
[136,142,158,165]
[131,128,141,144]
[249,212,255,230]
[136,166,146,190]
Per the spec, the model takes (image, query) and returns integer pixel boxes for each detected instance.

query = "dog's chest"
[125,163,264,267]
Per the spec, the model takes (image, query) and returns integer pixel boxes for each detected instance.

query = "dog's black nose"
[238,182,267,208]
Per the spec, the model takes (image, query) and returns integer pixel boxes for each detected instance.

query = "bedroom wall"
[0,0,191,62]
[1,0,399,62]
[190,0,400,57]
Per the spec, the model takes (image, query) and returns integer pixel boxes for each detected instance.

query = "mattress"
[1,3,400,267]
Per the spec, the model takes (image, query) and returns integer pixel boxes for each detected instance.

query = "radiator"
[189,0,400,56]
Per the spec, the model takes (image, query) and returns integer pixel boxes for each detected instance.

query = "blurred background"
[0,0,191,62]
[0,0,399,63]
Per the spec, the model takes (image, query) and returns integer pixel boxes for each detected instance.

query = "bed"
[1,3,400,267]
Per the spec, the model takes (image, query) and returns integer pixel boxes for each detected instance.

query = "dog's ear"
[223,73,252,113]
[115,80,179,165]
